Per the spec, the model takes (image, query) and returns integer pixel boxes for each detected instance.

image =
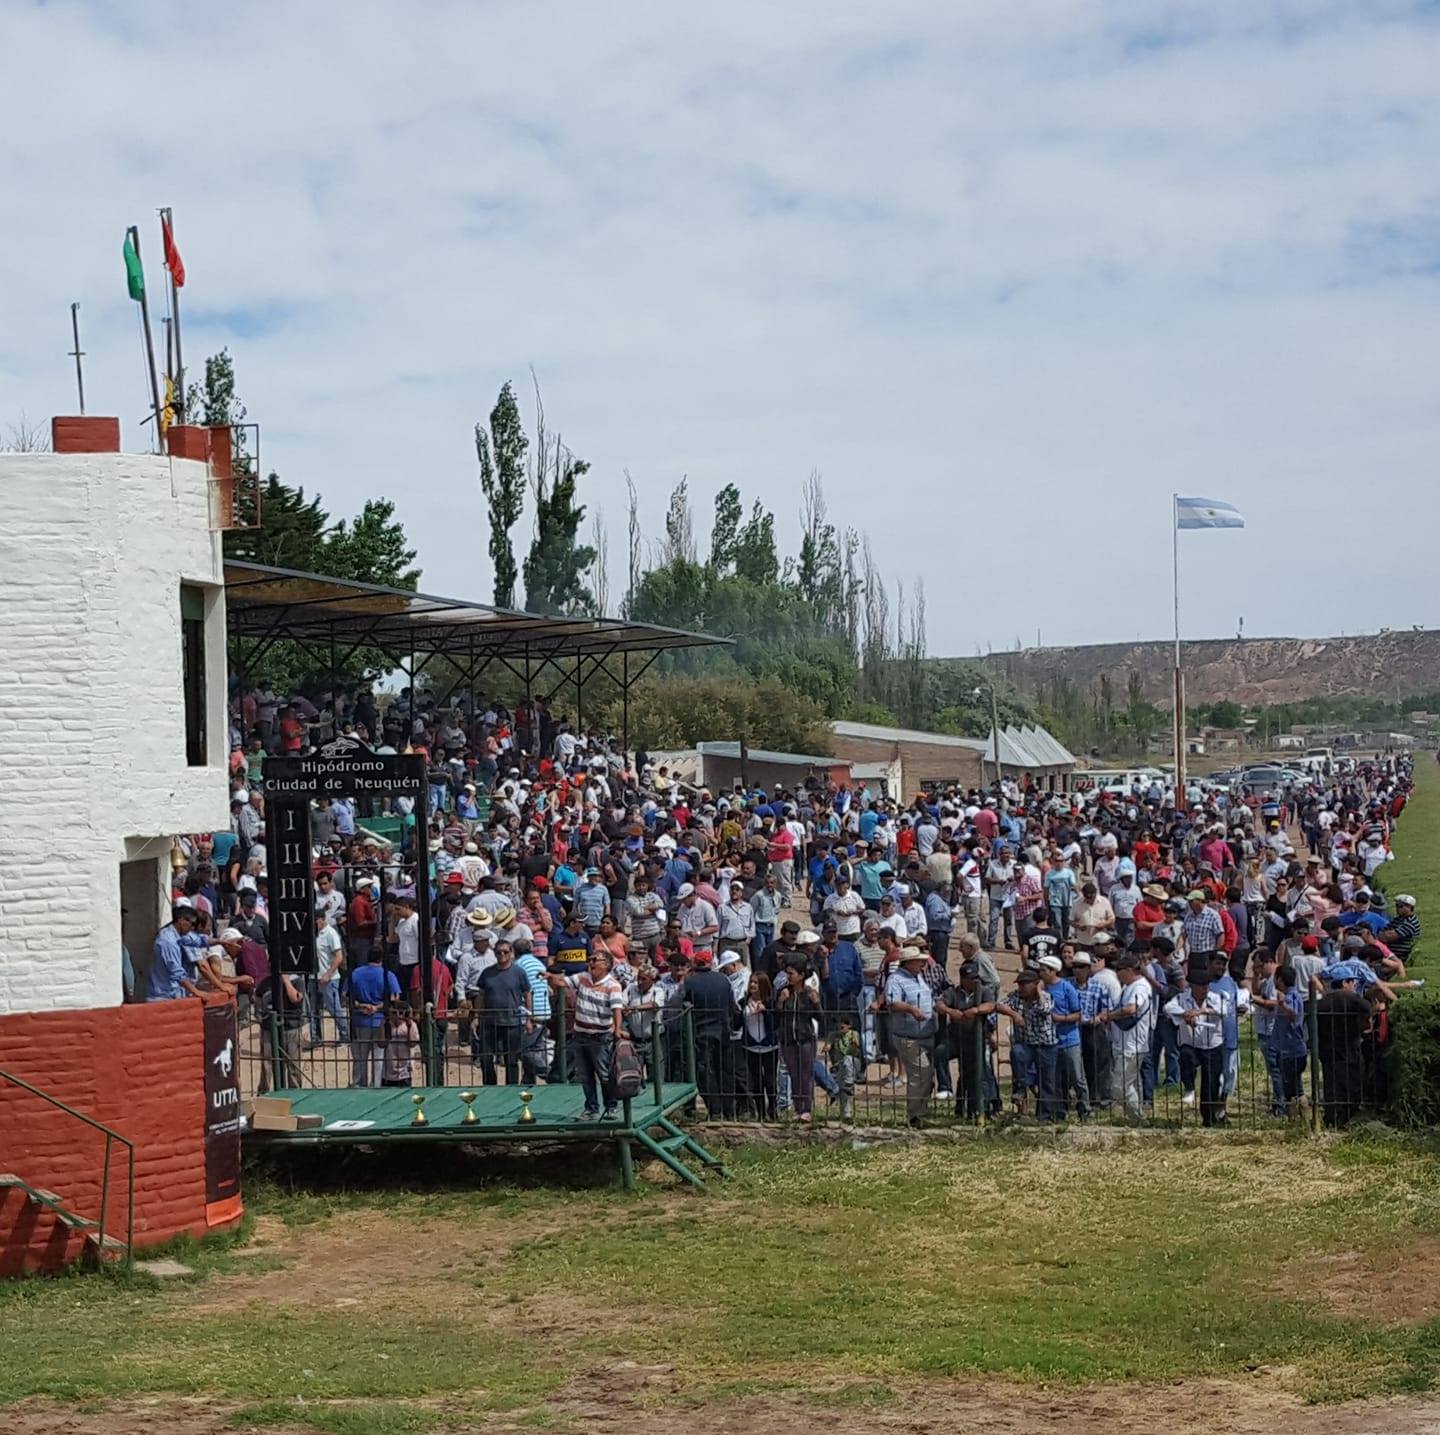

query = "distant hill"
[964,630,1440,708]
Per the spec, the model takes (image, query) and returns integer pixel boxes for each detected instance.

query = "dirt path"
[9,1379,1440,1435]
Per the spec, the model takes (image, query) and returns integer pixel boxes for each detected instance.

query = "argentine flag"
[1175,496,1245,530]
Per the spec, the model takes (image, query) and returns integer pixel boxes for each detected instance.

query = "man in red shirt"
[348,878,379,967]
[972,801,1000,842]
[409,955,454,1079]
[1133,885,1168,944]
[766,817,795,906]
[278,705,306,754]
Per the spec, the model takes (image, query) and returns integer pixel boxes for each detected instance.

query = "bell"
[170,842,188,870]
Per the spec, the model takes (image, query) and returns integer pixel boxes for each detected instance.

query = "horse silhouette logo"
[212,1038,234,1080]
[319,735,367,758]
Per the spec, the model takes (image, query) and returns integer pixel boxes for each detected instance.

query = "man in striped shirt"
[1380,894,1420,962]
[548,951,625,1119]
[514,940,552,1084]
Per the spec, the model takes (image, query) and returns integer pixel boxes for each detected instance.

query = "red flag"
[162,213,185,288]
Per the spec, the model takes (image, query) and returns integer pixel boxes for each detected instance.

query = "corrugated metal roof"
[984,723,1077,771]
[225,561,733,659]
[831,720,989,751]
[697,741,843,768]
[834,718,1074,771]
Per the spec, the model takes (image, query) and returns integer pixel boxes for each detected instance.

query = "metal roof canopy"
[224,561,732,744]
[225,561,731,660]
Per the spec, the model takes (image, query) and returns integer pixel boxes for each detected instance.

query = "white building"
[0,419,232,1015]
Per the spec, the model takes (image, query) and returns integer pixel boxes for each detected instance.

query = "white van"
[1076,767,1166,797]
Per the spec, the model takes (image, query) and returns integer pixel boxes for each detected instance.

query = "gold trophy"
[411,1092,429,1127]
[459,1090,479,1125]
[518,1089,535,1125]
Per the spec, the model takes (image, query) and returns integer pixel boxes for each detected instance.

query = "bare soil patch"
[10,1379,1440,1435]
[1307,1236,1440,1326]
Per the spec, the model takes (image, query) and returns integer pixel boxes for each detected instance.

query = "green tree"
[475,381,529,607]
[597,673,831,753]
[1193,698,1245,729]
[205,349,422,694]
[186,348,245,427]
[733,500,778,584]
[224,475,328,569]
[524,447,596,615]
[709,483,742,574]
[326,498,419,589]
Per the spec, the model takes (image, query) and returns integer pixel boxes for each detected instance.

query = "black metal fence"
[236,991,1390,1134]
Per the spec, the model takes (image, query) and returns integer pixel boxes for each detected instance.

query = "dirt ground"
[1306,1235,1440,1326]
[9,1379,1440,1435]
[11,1196,1440,1434]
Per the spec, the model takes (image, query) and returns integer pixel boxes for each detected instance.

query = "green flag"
[123,231,144,302]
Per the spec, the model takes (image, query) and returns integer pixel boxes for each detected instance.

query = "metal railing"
[0,1067,135,1262]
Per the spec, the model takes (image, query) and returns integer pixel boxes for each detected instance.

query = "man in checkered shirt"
[982,968,1058,1120]
[1181,890,1223,959]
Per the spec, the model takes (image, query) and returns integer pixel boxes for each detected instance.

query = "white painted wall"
[0,450,230,1014]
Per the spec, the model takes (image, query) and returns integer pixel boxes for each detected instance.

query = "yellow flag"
[160,375,176,436]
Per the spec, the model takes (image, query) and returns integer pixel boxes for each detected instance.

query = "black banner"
[268,795,316,974]
[265,735,426,796]
[203,1001,243,1221]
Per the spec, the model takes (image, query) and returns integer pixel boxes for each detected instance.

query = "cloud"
[2,0,1438,652]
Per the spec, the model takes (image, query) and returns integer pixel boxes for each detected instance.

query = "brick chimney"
[51,416,120,453]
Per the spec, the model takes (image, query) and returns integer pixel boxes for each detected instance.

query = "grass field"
[1379,752,1439,978]
[5,1132,1440,1434]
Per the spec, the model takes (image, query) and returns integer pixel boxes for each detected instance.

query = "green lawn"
[1379,753,1439,977]
[4,1132,1440,1432]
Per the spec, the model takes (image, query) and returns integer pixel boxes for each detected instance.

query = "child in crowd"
[382,1004,420,1087]
[827,1016,862,1121]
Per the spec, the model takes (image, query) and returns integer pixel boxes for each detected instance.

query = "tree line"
[207,355,1043,752]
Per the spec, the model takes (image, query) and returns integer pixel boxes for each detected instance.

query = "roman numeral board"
[264,745,426,975]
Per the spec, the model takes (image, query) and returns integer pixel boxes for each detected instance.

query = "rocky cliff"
[971,631,1440,708]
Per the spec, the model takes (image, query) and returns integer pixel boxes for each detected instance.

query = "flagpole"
[129,224,164,451]
[1173,493,1187,808]
[162,208,186,422]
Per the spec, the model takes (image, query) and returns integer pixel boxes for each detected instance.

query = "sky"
[2,0,1438,654]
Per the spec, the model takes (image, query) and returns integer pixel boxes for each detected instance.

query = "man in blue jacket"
[822,922,863,1017]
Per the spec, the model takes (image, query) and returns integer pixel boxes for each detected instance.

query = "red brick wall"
[0,1000,231,1274]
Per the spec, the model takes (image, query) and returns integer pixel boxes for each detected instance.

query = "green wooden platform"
[244,1082,726,1189]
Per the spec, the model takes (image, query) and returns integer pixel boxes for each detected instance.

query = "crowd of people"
[147,681,1423,1129]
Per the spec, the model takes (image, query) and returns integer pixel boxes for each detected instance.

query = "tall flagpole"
[129,224,163,450]
[1173,493,1187,808]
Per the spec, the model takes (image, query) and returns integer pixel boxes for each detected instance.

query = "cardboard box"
[249,1096,294,1118]
[295,1113,325,1130]
[249,1111,300,1132]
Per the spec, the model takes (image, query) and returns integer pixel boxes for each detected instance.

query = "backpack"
[606,1037,645,1101]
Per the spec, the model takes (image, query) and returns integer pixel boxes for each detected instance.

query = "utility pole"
[990,681,1001,785]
